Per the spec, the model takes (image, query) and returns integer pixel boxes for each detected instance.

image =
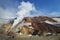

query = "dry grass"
[0,33,60,40]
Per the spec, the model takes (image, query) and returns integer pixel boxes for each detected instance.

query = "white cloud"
[0,7,16,24]
[0,7,15,19]
[49,12,60,17]
[32,11,60,17]
[30,10,47,17]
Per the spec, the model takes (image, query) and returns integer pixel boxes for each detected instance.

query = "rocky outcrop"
[2,20,13,32]
[23,16,60,35]
[2,16,60,36]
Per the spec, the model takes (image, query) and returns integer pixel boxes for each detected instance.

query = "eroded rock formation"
[2,16,60,36]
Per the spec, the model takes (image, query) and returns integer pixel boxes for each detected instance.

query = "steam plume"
[10,1,36,29]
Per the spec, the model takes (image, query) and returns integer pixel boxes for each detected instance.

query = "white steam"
[11,1,36,29]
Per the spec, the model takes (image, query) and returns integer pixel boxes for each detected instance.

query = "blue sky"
[1,0,60,12]
[0,0,60,20]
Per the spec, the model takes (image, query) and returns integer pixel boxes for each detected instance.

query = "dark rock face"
[23,16,60,35]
